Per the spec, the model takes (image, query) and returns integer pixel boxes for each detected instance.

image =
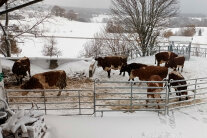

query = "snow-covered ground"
[2,55,207,138]
[3,11,207,138]
[8,16,106,58]
[44,104,207,138]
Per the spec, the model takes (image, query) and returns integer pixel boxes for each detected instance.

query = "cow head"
[120,63,128,73]
[95,57,104,67]
[165,59,176,70]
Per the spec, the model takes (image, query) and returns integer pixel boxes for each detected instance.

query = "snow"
[44,104,207,138]
[90,14,111,23]
[8,16,106,58]
[3,55,204,138]
[3,10,207,138]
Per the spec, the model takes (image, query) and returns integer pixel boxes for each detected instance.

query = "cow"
[119,63,148,79]
[12,57,31,84]
[168,71,188,101]
[146,75,163,109]
[21,70,67,96]
[165,56,185,72]
[129,66,168,82]
[155,52,178,66]
[95,56,127,78]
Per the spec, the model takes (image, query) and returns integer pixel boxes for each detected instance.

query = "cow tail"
[155,56,156,64]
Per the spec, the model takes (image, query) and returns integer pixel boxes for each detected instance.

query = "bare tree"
[111,0,179,56]
[0,33,21,56]
[0,0,51,57]
[42,36,62,57]
[83,30,131,58]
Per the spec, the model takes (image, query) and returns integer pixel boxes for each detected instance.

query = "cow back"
[131,66,168,81]
[21,70,67,89]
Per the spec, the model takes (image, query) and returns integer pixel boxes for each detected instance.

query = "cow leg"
[123,72,125,76]
[181,66,184,72]
[146,95,149,108]
[57,90,61,96]
[28,68,31,78]
[119,71,122,75]
[20,77,23,84]
[15,76,19,85]
[178,93,182,101]
[157,96,161,109]
[107,70,111,78]
[41,91,45,96]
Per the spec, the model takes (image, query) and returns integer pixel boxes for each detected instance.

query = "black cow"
[168,71,188,101]
[120,63,147,80]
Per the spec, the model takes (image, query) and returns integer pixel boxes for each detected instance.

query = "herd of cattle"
[10,52,187,109]
[95,51,188,107]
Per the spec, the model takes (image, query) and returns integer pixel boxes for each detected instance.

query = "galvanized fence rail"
[4,77,207,116]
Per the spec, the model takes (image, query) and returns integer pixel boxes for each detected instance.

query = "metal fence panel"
[4,77,207,116]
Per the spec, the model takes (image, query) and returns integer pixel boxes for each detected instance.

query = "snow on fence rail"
[4,78,207,116]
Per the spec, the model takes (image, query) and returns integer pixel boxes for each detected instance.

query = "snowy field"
[44,104,207,138]
[6,14,207,58]
[8,16,106,58]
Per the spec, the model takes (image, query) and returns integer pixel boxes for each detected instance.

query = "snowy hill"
[7,16,106,58]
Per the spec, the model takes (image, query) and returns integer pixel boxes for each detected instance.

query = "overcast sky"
[44,0,207,14]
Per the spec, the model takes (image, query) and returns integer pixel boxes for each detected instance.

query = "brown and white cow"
[165,56,185,72]
[95,56,127,78]
[129,66,168,81]
[146,75,163,109]
[155,52,178,66]
[168,71,188,101]
[21,70,67,96]
[120,63,148,79]
[12,57,31,84]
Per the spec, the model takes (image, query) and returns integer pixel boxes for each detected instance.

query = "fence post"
[43,90,47,115]
[165,80,169,115]
[78,91,81,115]
[194,79,197,106]
[130,82,133,112]
[93,80,96,117]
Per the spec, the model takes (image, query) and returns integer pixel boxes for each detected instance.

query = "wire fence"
[5,77,207,116]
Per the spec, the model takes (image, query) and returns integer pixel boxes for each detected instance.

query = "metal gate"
[4,77,207,116]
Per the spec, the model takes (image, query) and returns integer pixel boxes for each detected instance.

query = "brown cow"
[155,52,178,66]
[12,57,31,84]
[146,75,163,109]
[129,66,168,81]
[21,70,67,96]
[168,71,188,101]
[165,56,185,72]
[95,56,127,78]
